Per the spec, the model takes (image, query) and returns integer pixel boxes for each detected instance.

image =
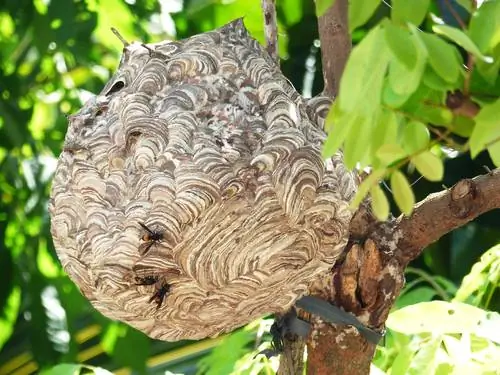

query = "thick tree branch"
[388,168,500,265]
[317,0,351,97]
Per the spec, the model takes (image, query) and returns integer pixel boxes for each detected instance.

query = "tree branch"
[316,0,351,97]
[384,168,500,265]
[261,0,279,64]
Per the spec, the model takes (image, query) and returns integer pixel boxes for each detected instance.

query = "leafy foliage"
[0,0,499,374]
[323,0,500,219]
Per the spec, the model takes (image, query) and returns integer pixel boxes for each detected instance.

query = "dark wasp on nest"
[138,222,164,255]
[135,268,181,308]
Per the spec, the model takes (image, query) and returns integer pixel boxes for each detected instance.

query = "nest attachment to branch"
[49,19,356,341]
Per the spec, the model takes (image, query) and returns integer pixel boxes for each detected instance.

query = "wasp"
[134,267,181,309]
[138,222,164,255]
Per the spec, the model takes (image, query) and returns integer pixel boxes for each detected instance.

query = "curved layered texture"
[49,19,357,341]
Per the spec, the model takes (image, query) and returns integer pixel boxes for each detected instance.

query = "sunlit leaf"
[469,97,500,158]
[385,21,417,69]
[371,184,390,220]
[392,0,430,25]
[371,108,399,164]
[387,301,487,334]
[391,170,415,215]
[419,32,462,83]
[375,144,407,165]
[488,137,500,167]
[454,244,500,308]
[349,169,387,209]
[401,120,430,154]
[322,104,353,158]
[407,335,441,375]
[388,25,428,99]
[411,151,444,181]
[469,0,500,53]
[432,25,493,63]
[337,25,390,113]
[349,0,381,32]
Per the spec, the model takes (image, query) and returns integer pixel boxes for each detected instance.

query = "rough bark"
[392,168,500,264]
[261,0,279,64]
[304,170,500,375]
[317,0,351,97]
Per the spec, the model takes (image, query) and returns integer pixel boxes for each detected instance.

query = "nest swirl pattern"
[49,19,357,341]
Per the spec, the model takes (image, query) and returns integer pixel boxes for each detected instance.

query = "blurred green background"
[0,1,498,374]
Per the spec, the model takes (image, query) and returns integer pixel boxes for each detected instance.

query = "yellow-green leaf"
[376,144,408,165]
[402,121,430,154]
[432,25,493,63]
[349,169,387,209]
[391,170,415,215]
[349,0,381,32]
[412,151,444,181]
[370,184,390,220]
[419,32,461,83]
[469,97,500,158]
[392,0,430,25]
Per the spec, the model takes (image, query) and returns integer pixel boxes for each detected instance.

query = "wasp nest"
[49,19,356,341]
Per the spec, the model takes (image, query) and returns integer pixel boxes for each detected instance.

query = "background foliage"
[0,0,498,374]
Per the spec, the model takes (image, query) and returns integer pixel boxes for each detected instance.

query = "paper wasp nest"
[49,19,356,341]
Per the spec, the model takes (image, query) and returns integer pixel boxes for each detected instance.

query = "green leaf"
[385,21,417,69]
[315,0,336,17]
[454,243,500,306]
[422,67,453,91]
[402,120,430,153]
[344,115,372,168]
[391,170,415,215]
[387,301,488,334]
[407,335,442,375]
[382,79,410,108]
[375,144,408,165]
[392,0,430,25]
[370,184,390,220]
[388,25,428,99]
[446,115,475,137]
[322,102,350,158]
[396,287,437,308]
[349,0,381,32]
[349,169,387,209]
[469,97,500,158]
[412,151,444,181]
[337,25,390,113]
[391,345,414,375]
[0,286,20,352]
[488,137,500,167]
[371,108,400,164]
[419,32,462,83]
[469,0,500,53]
[432,25,493,63]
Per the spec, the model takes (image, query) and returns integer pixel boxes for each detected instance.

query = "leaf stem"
[405,267,451,301]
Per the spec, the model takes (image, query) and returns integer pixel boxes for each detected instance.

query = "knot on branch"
[449,179,479,218]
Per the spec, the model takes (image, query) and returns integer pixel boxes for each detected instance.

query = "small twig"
[405,267,451,301]
[261,0,279,64]
[443,0,467,29]
[464,54,475,96]
[111,27,130,47]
